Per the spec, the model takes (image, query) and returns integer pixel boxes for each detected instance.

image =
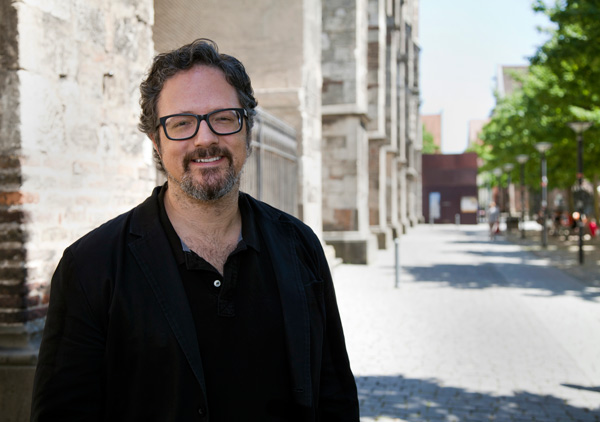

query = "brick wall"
[0,0,156,349]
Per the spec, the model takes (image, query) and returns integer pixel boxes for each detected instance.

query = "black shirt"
[158,187,302,421]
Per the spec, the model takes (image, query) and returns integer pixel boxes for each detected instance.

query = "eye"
[166,116,195,130]
[213,114,235,123]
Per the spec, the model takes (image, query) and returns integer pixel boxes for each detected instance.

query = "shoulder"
[241,193,319,245]
[241,193,328,275]
[68,210,132,255]
[66,188,159,259]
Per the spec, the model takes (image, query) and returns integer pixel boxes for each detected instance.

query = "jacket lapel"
[253,202,313,408]
[127,189,207,395]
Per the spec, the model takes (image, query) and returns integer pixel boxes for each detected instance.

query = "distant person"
[589,218,598,238]
[488,202,500,239]
[552,210,563,236]
[31,39,359,421]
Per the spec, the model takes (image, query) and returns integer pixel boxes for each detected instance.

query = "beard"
[168,146,244,202]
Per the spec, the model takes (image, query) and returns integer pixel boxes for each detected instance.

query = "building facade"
[321,0,423,262]
[422,153,479,225]
[0,0,422,418]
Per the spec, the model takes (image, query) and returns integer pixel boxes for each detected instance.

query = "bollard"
[455,213,460,225]
[394,237,400,288]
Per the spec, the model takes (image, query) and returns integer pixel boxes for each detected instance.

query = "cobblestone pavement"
[332,224,600,422]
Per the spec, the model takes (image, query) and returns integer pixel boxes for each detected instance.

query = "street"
[333,224,600,422]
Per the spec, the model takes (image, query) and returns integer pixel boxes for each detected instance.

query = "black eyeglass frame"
[157,108,248,140]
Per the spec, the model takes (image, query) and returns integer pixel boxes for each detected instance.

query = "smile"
[192,156,222,163]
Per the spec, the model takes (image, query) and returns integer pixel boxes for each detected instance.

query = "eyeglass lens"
[164,109,242,139]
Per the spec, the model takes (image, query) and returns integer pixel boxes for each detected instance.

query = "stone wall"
[322,0,368,110]
[0,1,155,419]
[321,0,378,264]
[0,0,156,347]
[322,115,369,233]
[367,0,397,247]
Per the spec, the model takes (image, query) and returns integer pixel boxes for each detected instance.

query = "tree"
[476,0,600,215]
[422,125,440,154]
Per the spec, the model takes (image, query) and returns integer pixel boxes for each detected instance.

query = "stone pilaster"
[322,0,377,264]
[0,1,155,419]
[367,0,394,248]
[395,0,423,232]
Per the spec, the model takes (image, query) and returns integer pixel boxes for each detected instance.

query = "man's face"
[152,65,249,202]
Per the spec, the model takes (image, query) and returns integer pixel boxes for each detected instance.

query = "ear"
[149,133,161,157]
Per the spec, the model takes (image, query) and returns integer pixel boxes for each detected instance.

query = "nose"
[192,119,218,148]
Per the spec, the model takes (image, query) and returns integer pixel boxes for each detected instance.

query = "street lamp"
[535,142,552,248]
[493,168,503,214]
[503,163,515,217]
[516,154,529,238]
[568,121,592,264]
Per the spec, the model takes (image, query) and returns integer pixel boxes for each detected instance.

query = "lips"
[184,147,232,168]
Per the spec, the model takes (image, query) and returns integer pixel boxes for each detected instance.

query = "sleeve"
[30,249,106,421]
[314,242,360,421]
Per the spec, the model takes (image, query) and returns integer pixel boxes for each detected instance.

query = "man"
[31,39,359,421]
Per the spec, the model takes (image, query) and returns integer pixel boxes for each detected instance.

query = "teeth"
[193,157,221,163]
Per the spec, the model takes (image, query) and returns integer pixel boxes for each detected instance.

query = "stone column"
[404,0,423,226]
[0,1,155,419]
[367,0,395,248]
[414,117,424,223]
[322,0,377,264]
[394,0,423,231]
[384,2,402,238]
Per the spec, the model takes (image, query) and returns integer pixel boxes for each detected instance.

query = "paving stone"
[334,224,600,422]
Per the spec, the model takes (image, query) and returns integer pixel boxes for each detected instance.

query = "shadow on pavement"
[385,263,600,302]
[449,226,600,288]
[356,375,600,421]
[562,384,600,393]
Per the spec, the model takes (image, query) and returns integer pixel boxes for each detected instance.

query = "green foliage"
[422,125,440,154]
[479,0,600,192]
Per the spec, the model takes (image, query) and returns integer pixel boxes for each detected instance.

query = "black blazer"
[31,187,359,421]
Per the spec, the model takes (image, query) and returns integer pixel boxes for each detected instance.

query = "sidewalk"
[333,223,600,422]
[500,222,600,288]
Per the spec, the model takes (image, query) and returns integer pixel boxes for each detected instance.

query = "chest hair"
[182,232,239,275]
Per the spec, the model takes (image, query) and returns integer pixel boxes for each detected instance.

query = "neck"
[163,182,242,239]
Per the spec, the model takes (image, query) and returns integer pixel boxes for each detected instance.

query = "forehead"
[157,65,240,115]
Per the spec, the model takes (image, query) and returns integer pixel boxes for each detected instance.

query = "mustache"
[183,146,233,164]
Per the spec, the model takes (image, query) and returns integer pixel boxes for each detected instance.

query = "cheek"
[234,143,249,166]
[160,145,187,169]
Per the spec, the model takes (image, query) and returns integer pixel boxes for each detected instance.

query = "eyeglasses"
[158,108,247,140]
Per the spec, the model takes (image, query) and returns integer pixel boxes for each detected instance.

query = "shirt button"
[213,280,221,288]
